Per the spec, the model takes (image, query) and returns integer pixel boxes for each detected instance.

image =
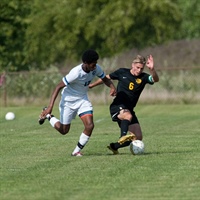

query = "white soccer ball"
[5,112,15,120]
[130,140,145,155]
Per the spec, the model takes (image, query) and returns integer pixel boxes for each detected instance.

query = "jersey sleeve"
[96,64,105,79]
[109,68,122,80]
[62,68,79,85]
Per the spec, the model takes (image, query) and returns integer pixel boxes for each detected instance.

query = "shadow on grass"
[143,150,195,155]
[85,150,194,157]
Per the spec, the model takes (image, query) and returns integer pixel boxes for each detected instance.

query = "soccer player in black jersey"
[89,55,159,154]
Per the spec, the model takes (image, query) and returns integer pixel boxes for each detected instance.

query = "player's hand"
[110,88,117,96]
[146,55,154,70]
[88,83,93,89]
[39,107,52,119]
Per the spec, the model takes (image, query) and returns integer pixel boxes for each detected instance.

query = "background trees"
[0,0,199,72]
[0,0,31,71]
[175,0,200,39]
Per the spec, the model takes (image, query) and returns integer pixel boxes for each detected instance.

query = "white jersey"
[61,64,105,101]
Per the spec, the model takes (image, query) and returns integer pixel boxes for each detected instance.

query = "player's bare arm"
[89,75,111,88]
[101,76,117,96]
[40,81,65,117]
[146,55,159,82]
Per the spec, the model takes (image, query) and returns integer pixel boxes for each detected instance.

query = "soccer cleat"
[107,143,119,155]
[38,107,47,125]
[71,152,83,157]
[118,134,136,145]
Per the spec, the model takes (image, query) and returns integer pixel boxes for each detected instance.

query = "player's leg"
[107,123,142,154]
[118,110,140,143]
[128,123,142,140]
[47,112,71,135]
[107,110,138,154]
[52,121,71,135]
[71,113,94,156]
[117,109,137,144]
[80,112,94,137]
[108,105,132,154]
[110,105,132,138]
[39,101,74,135]
[51,101,75,135]
[71,100,94,156]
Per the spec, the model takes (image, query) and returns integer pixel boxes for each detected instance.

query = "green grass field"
[0,104,199,200]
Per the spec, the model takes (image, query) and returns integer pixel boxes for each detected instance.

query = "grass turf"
[0,104,199,200]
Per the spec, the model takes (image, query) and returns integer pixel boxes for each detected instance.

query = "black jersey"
[110,68,154,109]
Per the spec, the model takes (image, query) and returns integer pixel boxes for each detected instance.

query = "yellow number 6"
[129,82,134,90]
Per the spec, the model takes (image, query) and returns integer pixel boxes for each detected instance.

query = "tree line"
[0,0,199,72]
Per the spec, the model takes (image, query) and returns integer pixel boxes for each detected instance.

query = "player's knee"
[59,129,69,135]
[85,122,94,131]
[57,125,70,135]
[125,113,132,121]
[119,109,132,121]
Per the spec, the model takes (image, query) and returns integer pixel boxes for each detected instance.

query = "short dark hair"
[82,49,99,63]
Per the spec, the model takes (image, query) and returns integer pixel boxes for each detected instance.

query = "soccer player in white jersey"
[38,49,116,156]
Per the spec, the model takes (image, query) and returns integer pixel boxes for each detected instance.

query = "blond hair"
[132,55,146,65]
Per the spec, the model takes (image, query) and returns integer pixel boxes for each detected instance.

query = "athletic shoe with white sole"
[107,143,119,155]
[118,134,136,145]
[71,152,83,157]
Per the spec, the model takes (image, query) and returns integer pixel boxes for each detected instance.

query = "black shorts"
[109,104,139,125]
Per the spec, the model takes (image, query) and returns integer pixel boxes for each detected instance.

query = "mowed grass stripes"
[0,104,199,200]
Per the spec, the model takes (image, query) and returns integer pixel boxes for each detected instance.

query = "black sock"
[120,120,130,137]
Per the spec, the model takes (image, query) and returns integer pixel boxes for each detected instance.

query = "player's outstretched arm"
[146,55,159,82]
[88,78,103,88]
[101,76,116,96]
[41,81,65,117]
[89,75,116,96]
[89,75,112,88]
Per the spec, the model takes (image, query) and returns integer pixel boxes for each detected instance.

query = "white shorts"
[59,98,93,125]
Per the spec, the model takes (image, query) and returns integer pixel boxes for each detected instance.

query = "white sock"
[49,117,59,127]
[46,114,51,120]
[72,133,90,154]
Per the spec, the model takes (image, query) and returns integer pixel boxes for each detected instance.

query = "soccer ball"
[5,112,15,120]
[130,140,144,155]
